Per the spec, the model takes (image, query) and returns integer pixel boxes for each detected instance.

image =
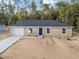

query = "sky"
[0,0,72,13]
[35,0,57,7]
[43,0,57,4]
[31,0,58,9]
[0,0,71,10]
[18,0,58,10]
[0,0,57,6]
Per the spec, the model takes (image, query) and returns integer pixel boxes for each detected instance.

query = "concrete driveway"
[0,36,22,54]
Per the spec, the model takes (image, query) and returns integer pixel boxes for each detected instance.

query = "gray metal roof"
[12,20,69,27]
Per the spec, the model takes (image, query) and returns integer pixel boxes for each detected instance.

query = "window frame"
[62,28,66,34]
[29,28,32,33]
[47,28,50,33]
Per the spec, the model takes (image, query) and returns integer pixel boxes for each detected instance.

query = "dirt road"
[1,37,79,59]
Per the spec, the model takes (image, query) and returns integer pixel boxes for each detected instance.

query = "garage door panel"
[12,27,24,36]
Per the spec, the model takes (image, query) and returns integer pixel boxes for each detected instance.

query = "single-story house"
[10,20,73,38]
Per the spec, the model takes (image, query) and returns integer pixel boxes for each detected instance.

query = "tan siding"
[18,26,72,38]
[43,27,72,38]
[24,27,38,36]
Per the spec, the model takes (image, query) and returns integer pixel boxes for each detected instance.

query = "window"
[62,28,66,33]
[29,28,32,33]
[47,28,50,33]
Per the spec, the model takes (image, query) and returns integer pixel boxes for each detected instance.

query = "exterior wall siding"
[24,27,39,37]
[43,27,72,38]
[11,26,72,38]
[24,26,72,38]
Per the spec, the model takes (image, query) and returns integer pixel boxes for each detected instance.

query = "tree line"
[0,0,79,30]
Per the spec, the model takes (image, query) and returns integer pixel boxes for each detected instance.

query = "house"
[11,20,73,38]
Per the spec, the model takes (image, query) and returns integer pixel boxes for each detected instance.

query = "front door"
[39,28,42,35]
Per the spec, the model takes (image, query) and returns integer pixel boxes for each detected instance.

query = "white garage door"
[12,27,24,36]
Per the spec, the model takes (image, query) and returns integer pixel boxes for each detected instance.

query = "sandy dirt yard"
[0,37,79,59]
[0,31,10,41]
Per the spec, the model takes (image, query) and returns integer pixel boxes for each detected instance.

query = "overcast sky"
[0,0,69,9]
[43,0,57,4]
[0,0,57,4]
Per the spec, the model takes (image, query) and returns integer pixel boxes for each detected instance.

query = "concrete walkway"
[0,36,22,54]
